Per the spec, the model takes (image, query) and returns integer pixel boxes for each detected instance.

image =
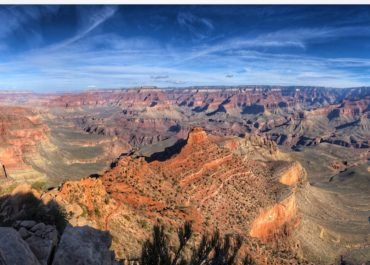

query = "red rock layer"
[101,128,297,236]
[0,107,48,171]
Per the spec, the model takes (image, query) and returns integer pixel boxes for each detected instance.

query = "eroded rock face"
[52,226,117,265]
[278,161,306,186]
[45,86,370,151]
[0,106,48,180]
[44,178,114,228]
[186,127,209,145]
[0,227,41,265]
[249,195,298,242]
[248,161,306,242]
[224,133,290,161]
[42,178,151,262]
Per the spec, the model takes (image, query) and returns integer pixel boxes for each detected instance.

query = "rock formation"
[0,107,48,181]
[0,224,119,265]
[52,226,118,265]
[13,221,58,265]
[0,227,41,265]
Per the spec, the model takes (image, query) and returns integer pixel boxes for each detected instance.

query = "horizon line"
[0,84,369,94]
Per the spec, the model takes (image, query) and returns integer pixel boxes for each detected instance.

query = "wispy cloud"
[0,38,367,91]
[0,6,369,91]
[0,6,59,39]
[151,75,169,80]
[177,12,214,40]
[50,6,118,50]
[174,25,370,65]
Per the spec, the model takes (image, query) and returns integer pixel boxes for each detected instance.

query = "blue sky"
[0,5,370,92]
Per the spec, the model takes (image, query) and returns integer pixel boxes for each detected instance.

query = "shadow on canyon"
[144,138,187,162]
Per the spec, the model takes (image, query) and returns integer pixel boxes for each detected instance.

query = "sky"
[0,5,370,92]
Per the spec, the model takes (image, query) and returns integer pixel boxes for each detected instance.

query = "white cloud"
[177,12,214,40]
[0,6,59,39]
[0,21,369,91]
[49,6,118,51]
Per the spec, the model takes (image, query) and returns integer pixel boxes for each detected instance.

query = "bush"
[140,222,256,265]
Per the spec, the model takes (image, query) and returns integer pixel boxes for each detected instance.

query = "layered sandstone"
[97,128,308,263]
[0,107,48,180]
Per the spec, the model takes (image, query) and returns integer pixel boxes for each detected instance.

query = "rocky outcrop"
[186,127,209,145]
[224,134,290,161]
[15,221,58,265]
[249,195,298,242]
[278,161,306,186]
[249,161,306,242]
[43,178,115,228]
[0,181,121,265]
[0,223,119,265]
[40,177,151,261]
[52,226,118,265]
[0,125,368,264]
[0,227,41,265]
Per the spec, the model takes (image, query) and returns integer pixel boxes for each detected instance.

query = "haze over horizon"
[1,5,370,92]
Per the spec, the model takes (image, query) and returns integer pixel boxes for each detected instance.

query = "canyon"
[0,86,369,264]
[0,86,369,184]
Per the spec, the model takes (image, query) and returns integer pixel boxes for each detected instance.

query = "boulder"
[52,226,117,265]
[20,220,37,229]
[13,222,59,265]
[26,236,54,265]
[0,227,40,265]
[25,223,58,265]
[18,226,31,240]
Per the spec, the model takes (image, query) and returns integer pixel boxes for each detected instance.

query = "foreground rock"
[0,227,41,265]
[52,226,119,265]
[14,221,58,265]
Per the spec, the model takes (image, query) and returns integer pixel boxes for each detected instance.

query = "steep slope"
[0,105,130,184]
[0,107,48,181]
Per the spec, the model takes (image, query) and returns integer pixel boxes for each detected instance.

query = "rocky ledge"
[0,223,119,265]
